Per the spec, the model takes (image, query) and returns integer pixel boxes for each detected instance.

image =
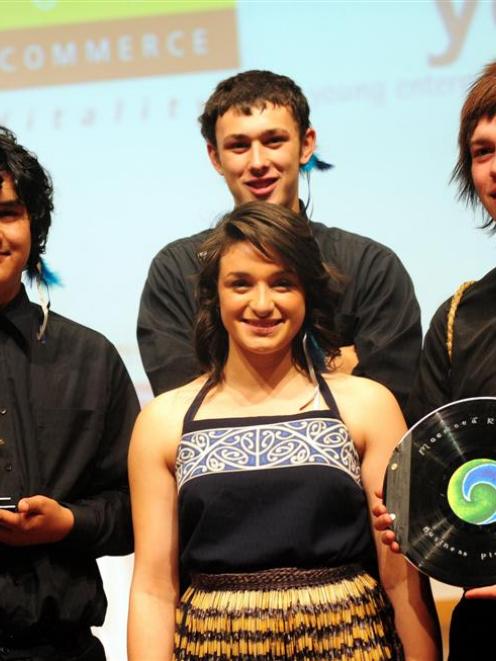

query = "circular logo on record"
[447,458,496,525]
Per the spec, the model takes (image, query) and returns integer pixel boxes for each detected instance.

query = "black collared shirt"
[0,287,139,640]
[137,212,421,410]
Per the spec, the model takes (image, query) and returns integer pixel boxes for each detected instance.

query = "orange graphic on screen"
[0,1,239,90]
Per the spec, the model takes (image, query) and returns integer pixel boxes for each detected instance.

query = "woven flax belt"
[191,564,363,591]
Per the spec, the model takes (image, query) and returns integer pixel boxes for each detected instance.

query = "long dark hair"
[195,202,342,383]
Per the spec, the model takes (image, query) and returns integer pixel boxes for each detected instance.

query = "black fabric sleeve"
[349,246,422,412]
[406,300,451,427]
[137,245,200,396]
[64,346,140,557]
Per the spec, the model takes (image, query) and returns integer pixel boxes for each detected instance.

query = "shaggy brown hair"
[194,201,342,384]
[199,70,311,147]
[452,61,496,226]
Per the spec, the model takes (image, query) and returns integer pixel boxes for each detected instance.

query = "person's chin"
[245,334,289,354]
[244,182,280,204]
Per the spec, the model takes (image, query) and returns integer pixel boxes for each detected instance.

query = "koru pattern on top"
[176,416,361,492]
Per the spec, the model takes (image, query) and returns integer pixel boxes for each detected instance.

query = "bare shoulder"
[324,372,399,409]
[131,376,208,468]
[322,372,405,454]
[145,376,206,421]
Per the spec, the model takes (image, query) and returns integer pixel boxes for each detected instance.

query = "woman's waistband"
[190,563,365,591]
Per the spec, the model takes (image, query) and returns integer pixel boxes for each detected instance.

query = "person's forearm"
[384,566,441,660]
[128,589,176,661]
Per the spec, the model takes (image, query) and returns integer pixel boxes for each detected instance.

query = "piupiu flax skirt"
[174,565,404,660]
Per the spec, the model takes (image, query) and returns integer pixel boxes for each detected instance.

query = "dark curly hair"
[199,70,311,147]
[0,125,53,278]
[195,201,342,383]
[451,61,496,228]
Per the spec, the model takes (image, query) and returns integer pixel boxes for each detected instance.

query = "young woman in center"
[128,201,440,660]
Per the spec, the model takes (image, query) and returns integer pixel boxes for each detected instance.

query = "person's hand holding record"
[383,397,496,588]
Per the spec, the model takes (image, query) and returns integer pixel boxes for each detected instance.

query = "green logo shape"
[447,458,496,525]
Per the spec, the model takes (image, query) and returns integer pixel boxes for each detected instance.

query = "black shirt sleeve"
[137,241,202,395]
[315,224,422,411]
[63,344,139,556]
[406,299,451,426]
[348,245,422,410]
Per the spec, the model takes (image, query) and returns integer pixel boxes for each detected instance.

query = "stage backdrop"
[1,1,494,658]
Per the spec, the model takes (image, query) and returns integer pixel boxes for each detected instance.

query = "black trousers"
[0,631,105,661]
[448,596,496,660]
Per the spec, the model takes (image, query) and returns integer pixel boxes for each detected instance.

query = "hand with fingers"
[372,489,401,554]
[0,495,74,546]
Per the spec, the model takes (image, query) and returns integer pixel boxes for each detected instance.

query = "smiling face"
[0,172,31,307]
[218,240,306,360]
[207,104,315,212]
[471,115,496,220]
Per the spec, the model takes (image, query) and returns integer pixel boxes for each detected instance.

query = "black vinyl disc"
[384,397,496,588]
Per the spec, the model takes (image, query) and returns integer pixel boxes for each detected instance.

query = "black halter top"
[175,374,376,593]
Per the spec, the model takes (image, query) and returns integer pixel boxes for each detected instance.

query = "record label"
[384,397,496,588]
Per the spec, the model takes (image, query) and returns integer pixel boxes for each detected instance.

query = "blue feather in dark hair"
[301,153,334,173]
[307,329,327,372]
[38,258,62,287]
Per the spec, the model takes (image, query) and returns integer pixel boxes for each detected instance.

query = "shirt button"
[0,409,6,415]
[4,464,12,472]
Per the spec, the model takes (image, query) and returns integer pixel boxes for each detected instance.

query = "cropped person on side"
[374,61,496,661]
[129,201,440,661]
[0,126,139,661]
[137,69,421,410]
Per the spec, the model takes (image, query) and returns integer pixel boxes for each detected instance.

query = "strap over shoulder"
[446,280,476,361]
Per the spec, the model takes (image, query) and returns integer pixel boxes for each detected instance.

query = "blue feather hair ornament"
[37,258,62,287]
[301,153,334,173]
[302,329,327,376]
[32,259,62,341]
